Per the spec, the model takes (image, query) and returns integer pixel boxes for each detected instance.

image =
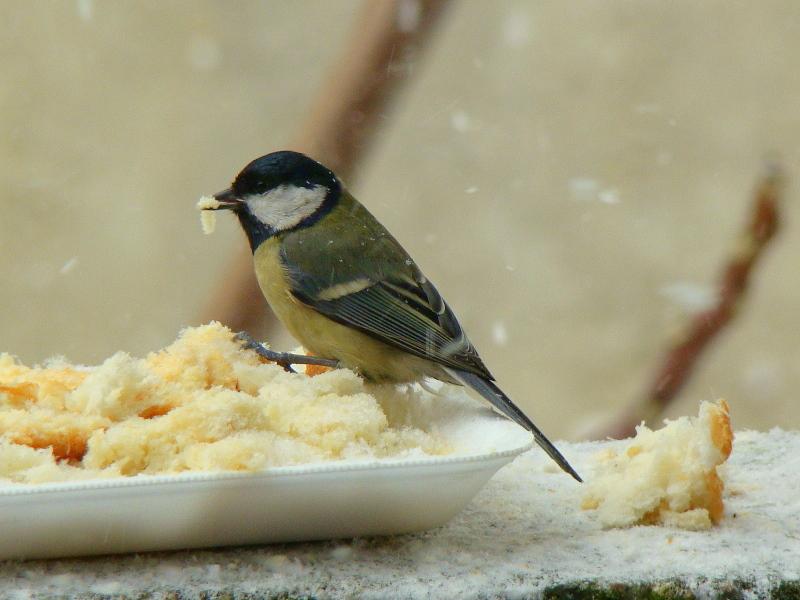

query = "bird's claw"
[234,332,341,373]
[234,332,296,373]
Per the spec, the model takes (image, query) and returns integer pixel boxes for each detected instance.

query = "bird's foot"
[234,332,340,374]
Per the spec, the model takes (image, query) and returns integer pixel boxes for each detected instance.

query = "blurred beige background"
[2,1,798,438]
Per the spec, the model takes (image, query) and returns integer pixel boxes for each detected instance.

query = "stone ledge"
[1,430,797,599]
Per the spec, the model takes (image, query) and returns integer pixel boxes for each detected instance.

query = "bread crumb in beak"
[196,195,220,234]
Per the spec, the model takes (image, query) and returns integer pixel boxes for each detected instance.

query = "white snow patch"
[491,321,509,346]
[569,178,621,205]
[90,580,124,595]
[502,11,532,47]
[659,281,718,313]
[76,0,93,22]
[205,564,222,579]
[464,186,478,194]
[741,360,784,398]
[568,177,599,201]
[450,110,471,133]
[186,35,222,71]
[59,257,79,275]
[598,188,620,205]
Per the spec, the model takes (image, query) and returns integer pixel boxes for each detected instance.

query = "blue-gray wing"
[284,254,493,379]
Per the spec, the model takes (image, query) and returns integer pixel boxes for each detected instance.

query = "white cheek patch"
[245,184,328,231]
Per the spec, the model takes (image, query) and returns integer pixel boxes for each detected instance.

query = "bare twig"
[593,164,785,440]
[199,0,450,334]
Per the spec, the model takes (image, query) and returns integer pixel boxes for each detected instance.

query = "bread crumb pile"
[0,323,450,484]
[196,195,220,234]
[581,400,732,530]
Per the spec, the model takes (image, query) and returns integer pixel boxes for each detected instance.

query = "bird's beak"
[211,188,243,211]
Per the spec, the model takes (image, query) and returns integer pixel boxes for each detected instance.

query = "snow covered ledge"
[2,429,798,599]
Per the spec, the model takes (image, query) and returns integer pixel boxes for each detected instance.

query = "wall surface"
[2,1,799,438]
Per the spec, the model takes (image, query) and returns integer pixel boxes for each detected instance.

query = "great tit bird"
[205,150,581,481]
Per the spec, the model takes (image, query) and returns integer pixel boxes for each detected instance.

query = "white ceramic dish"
[0,399,532,560]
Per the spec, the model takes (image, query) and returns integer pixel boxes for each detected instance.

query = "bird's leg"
[234,332,340,374]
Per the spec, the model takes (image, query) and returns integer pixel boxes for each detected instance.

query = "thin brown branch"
[593,164,785,440]
[199,0,450,334]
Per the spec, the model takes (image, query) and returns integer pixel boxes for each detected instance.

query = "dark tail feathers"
[445,367,582,482]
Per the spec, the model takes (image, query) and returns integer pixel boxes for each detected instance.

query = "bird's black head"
[231,151,340,199]
[211,151,342,251]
